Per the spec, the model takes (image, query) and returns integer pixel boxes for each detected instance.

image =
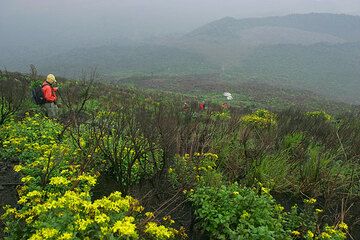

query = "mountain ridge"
[187,13,360,41]
[2,13,360,104]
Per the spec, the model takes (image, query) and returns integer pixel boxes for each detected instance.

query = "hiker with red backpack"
[42,74,59,118]
[199,102,205,110]
[32,74,59,118]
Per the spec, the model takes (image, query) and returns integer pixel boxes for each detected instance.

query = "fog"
[1,0,360,51]
[1,0,359,103]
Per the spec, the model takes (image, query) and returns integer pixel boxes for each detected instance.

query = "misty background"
[2,0,360,53]
[1,0,360,104]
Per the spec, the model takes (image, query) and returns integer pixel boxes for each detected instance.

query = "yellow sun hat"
[46,74,56,84]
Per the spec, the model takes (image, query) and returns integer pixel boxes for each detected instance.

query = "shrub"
[189,183,347,240]
[93,109,164,194]
[241,109,277,128]
[251,152,295,192]
[305,111,332,122]
[168,152,223,191]
[0,113,63,163]
[0,72,30,125]
[1,115,184,240]
[189,183,289,240]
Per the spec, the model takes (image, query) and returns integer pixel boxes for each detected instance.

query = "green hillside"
[116,74,352,112]
[234,42,360,103]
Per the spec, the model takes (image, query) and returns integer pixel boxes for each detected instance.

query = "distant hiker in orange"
[222,102,230,110]
[42,74,59,118]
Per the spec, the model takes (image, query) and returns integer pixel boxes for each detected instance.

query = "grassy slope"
[114,74,352,113]
[233,42,360,103]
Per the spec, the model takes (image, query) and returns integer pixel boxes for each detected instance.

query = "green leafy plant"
[168,152,223,191]
[189,183,289,240]
[189,183,347,240]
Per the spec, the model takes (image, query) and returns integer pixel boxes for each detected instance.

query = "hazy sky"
[1,0,360,51]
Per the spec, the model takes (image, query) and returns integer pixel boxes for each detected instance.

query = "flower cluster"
[144,222,177,239]
[1,114,183,240]
[305,111,332,122]
[241,109,277,128]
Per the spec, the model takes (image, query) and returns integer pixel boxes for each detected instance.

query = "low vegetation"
[0,70,359,239]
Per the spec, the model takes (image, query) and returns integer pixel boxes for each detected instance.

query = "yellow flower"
[3,207,17,217]
[18,196,28,204]
[60,169,69,175]
[325,227,337,235]
[132,204,144,212]
[49,176,70,186]
[261,187,270,194]
[76,219,94,231]
[320,232,331,239]
[144,222,175,239]
[304,198,317,205]
[145,212,155,218]
[21,176,35,183]
[14,165,23,172]
[27,190,42,198]
[162,215,175,224]
[101,226,110,234]
[30,228,59,239]
[241,109,277,128]
[77,174,97,186]
[59,232,73,240]
[95,213,110,224]
[29,233,42,240]
[33,204,48,215]
[203,152,219,160]
[291,230,301,236]
[275,205,284,212]
[338,222,348,230]
[307,230,314,238]
[79,138,86,147]
[26,216,34,224]
[315,208,323,214]
[306,111,332,121]
[241,210,250,219]
[112,216,138,238]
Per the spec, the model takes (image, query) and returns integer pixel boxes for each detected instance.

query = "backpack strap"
[41,83,50,88]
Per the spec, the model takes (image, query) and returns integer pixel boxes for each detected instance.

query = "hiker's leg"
[44,103,58,118]
[41,104,48,116]
[48,103,58,118]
